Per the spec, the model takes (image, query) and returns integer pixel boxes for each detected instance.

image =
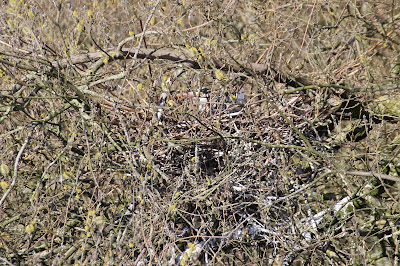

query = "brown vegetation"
[1,0,400,264]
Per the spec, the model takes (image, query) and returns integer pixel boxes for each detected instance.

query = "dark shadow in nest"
[196,145,226,177]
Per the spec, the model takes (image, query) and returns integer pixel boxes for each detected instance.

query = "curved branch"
[53,47,312,87]
[0,127,35,209]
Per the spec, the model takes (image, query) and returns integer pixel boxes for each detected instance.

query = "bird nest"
[104,82,327,265]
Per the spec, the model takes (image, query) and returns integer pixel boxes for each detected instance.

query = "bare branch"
[0,127,35,209]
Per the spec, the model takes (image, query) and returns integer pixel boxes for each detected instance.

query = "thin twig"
[128,0,162,74]
[346,171,400,183]
[0,127,35,209]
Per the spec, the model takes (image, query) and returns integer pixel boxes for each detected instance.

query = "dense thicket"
[1,1,400,264]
